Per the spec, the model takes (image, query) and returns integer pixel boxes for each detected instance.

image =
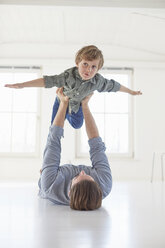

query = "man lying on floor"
[38,88,112,210]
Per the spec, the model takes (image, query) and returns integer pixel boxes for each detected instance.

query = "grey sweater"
[44,66,121,113]
[38,125,112,205]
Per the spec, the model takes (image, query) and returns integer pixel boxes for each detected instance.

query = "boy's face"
[77,59,100,81]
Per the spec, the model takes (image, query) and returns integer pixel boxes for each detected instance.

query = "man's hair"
[75,45,104,70]
[70,180,102,211]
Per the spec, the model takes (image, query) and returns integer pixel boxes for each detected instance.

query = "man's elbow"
[102,183,112,198]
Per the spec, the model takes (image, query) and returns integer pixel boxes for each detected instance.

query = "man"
[38,88,112,210]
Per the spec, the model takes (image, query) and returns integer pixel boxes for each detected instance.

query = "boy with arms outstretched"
[5,45,142,128]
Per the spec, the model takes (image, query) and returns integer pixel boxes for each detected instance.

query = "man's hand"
[56,88,69,103]
[5,83,24,89]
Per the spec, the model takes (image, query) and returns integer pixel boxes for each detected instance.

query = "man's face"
[71,170,94,187]
[77,59,100,81]
[68,170,94,196]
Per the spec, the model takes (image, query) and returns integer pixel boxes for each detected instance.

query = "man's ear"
[68,190,70,198]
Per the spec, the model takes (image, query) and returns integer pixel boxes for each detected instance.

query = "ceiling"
[0,0,165,8]
[0,3,165,61]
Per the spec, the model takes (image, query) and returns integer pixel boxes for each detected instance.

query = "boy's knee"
[74,122,83,129]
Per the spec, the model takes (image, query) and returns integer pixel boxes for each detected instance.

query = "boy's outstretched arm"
[119,84,142,95]
[4,78,45,88]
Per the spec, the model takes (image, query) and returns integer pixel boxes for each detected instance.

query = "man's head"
[69,170,102,211]
[75,45,104,81]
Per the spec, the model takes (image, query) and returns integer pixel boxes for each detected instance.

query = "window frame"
[0,66,41,158]
[76,68,134,159]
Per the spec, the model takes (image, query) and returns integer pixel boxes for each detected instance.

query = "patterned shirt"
[38,125,112,205]
[43,67,121,113]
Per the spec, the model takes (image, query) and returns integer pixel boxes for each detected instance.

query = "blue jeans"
[51,97,84,129]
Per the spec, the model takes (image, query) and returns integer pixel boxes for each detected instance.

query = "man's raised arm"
[40,88,69,192]
[82,94,112,197]
[82,93,99,139]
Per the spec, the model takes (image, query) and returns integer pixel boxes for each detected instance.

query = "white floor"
[0,182,165,248]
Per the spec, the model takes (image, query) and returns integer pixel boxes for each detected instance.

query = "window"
[0,67,41,156]
[76,68,133,158]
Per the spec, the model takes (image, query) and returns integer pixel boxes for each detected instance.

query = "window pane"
[105,92,128,113]
[103,74,129,87]
[0,70,40,155]
[0,114,11,152]
[105,114,128,153]
[79,125,88,154]
[0,73,13,112]
[89,91,104,113]
[12,113,36,153]
[13,73,38,112]
[101,73,129,113]
[79,113,105,153]
[76,70,132,157]
[13,88,38,112]
[13,73,38,83]
[79,113,129,154]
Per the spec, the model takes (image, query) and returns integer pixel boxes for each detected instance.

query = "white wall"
[0,56,165,182]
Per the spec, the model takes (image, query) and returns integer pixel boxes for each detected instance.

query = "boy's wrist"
[18,83,24,88]
[129,89,134,95]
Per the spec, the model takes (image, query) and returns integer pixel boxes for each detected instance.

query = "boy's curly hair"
[75,45,104,70]
[70,179,102,211]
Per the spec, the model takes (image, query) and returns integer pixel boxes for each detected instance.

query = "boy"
[5,45,142,128]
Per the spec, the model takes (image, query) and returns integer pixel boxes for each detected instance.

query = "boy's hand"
[56,87,69,103]
[131,90,142,95]
[5,83,24,89]
[82,93,94,105]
